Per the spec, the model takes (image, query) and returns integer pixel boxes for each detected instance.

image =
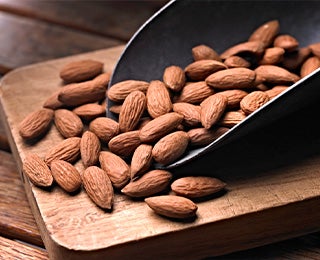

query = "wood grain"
[1,46,320,259]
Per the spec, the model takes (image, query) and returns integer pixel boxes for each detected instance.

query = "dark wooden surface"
[0,1,320,259]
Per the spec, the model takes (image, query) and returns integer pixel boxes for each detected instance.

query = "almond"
[82,166,114,210]
[172,102,201,127]
[152,131,189,165]
[99,151,130,189]
[121,169,172,198]
[163,65,186,92]
[300,56,320,78]
[108,130,141,157]
[119,90,146,132]
[139,112,184,143]
[205,67,256,89]
[50,160,82,193]
[255,65,300,85]
[309,42,320,58]
[281,47,311,71]
[192,44,221,61]
[19,108,54,141]
[200,93,228,129]
[145,195,198,219]
[273,34,299,52]
[248,19,280,47]
[80,131,101,168]
[130,144,153,179]
[187,127,229,146]
[175,81,215,104]
[73,103,106,121]
[265,86,288,99]
[146,80,172,118]
[219,89,248,109]
[220,41,265,60]
[44,137,81,166]
[22,153,53,187]
[224,56,251,68]
[108,80,149,102]
[184,60,227,81]
[89,117,119,144]
[218,111,246,127]
[171,176,226,198]
[54,109,83,138]
[43,90,65,110]
[240,91,270,115]
[259,47,285,65]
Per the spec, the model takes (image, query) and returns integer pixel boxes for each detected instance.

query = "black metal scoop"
[107,0,320,171]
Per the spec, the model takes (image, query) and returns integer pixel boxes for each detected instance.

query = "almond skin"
[192,44,221,61]
[173,102,201,127]
[300,56,320,78]
[130,144,153,179]
[59,59,104,83]
[121,169,172,198]
[259,47,285,65]
[175,81,215,104]
[187,127,229,147]
[171,176,226,198]
[54,109,83,138]
[82,166,114,210]
[43,90,65,110]
[80,131,101,167]
[89,117,119,144]
[224,56,251,68]
[152,131,189,165]
[255,65,300,85]
[50,160,82,193]
[108,80,149,102]
[248,19,280,47]
[108,130,141,157]
[145,195,198,219]
[281,47,311,71]
[220,41,265,60]
[273,34,299,52]
[163,65,186,92]
[19,108,54,141]
[219,89,248,109]
[22,153,53,187]
[240,91,270,115]
[73,103,106,122]
[265,86,288,99]
[218,111,246,127]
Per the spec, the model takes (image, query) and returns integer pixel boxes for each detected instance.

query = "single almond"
[54,109,83,138]
[218,111,246,127]
[82,166,114,210]
[172,102,201,127]
[265,86,288,99]
[255,65,300,85]
[80,131,101,168]
[224,56,251,68]
[163,65,186,92]
[175,81,215,104]
[152,131,189,165]
[219,89,248,109]
[259,47,285,65]
[145,195,198,219]
[248,20,280,47]
[273,34,299,52]
[200,93,228,129]
[130,144,153,179]
[146,80,172,118]
[192,44,221,61]
[108,80,149,102]
[89,117,119,144]
[108,130,141,157]
[220,41,265,60]
[205,67,256,90]
[240,91,270,115]
[73,103,106,121]
[50,160,82,193]
[44,137,81,166]
[300,56,320,78]
[19,108,54,141]
[171,176,226,198]
[43,90,65,110]
[22,153,53,187]
[121,169,172,198]
[99,151,130,189]
[187,127,229,146]
[139,112,184,143]
[119,90,146,132]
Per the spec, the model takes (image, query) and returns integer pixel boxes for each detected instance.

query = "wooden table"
[0,1,320,259]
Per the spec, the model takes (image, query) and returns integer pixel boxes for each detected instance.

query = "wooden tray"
[1,45,320,259]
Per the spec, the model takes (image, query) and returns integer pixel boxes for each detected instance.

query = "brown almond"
[50,160,82,192]
[121,169,172,198]
[281,47,311,71]
[273,34,299,52]
[171,176,226,198]
[248,20,280,47]
[309,42,320,57]
[224,56,251,68]
[205,68,256,89]
[99,151,130,189]
[139,112,184,143]
[22,154,53,187]
[108,80,149,102]
[184,60,227,81]
[43,90,65,110]
[130,144,153,179]
[73,103,106,121]
[145,195,198,219]
[89,117,119,144]
[44,137,81,166]
[108,130,141,157]
[19,108,54,141]
[146,80,172,118]
[163,65,186,92]
[219,89,248,109]
[200,93,228,129]
[255,65,300,85]
[80,131,101,168]
[119,90,146,132]
[152,131,189,165]
[300,56,320,78]
[259,47,285,65]
[172,102,201,127]
[175,81,215,104]
[218,111,246,127]
[220,41,265,60]
[240,91,270,115]
[54,109,83,138]
[192,44,221,61]
[82,166,114,210]
[187,127,229,146]
[265,86,288,99]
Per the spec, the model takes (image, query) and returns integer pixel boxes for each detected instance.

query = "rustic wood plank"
[0,235,48,260]
[0,0,168,41]
[0,11,123,73]
[0,150,43,246]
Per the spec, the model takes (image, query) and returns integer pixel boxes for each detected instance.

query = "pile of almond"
[20,19,320,220]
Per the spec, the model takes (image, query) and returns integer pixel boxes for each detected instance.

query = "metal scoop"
[107,0,320,172]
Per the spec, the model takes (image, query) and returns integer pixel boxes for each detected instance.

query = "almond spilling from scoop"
[248,19,280,47]
[273,34,299,52]
[108,80,149,102]
[218,111,246,127]
[80,131,101,168]
[255,65,300,85]
[175,81,215,104]
[54,109,83,138]
[220,41,265,60]
[240,91,270,115]
[163,65,186,92]
[192,44,221,61]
